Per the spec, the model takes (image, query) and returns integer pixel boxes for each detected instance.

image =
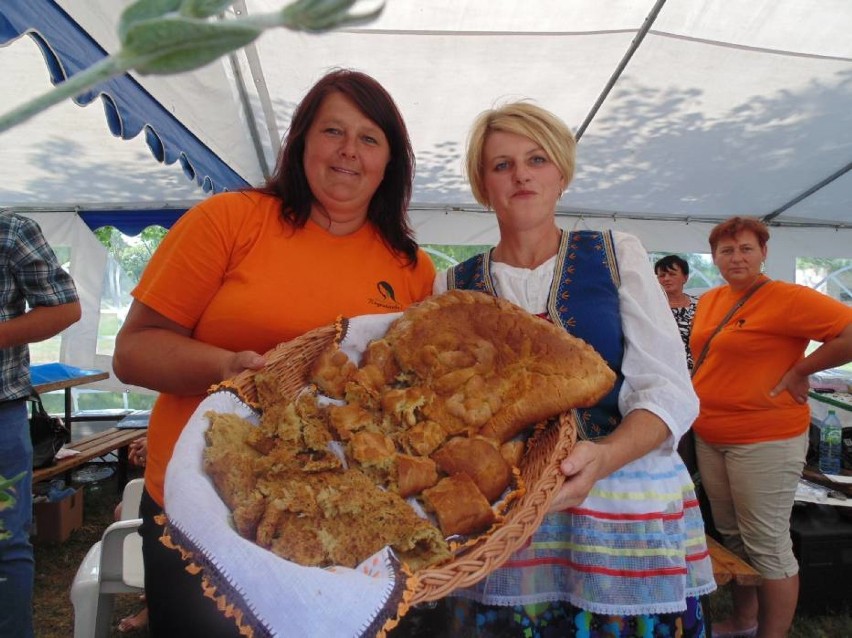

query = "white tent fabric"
[0,0,850,380]
[3,0,850,231]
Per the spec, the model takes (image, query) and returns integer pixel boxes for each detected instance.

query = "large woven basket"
[227,319,578,605]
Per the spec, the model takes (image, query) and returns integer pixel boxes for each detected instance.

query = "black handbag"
[29,392,71,469]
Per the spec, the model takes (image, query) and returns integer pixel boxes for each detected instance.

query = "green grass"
[706,586,851,638]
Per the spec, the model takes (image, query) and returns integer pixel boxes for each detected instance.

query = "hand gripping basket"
[227,319,578,605]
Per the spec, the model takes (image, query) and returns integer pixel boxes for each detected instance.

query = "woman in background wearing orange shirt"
[691,216,852,638]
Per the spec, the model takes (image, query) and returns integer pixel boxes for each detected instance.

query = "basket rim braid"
[224,318,578,605]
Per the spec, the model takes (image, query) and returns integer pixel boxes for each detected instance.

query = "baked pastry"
[204,408,451,570]
[384,290,615,442]
[310,346,357,399]
[431,436,512,502]
[396,454,439,498]
[422,473,496,537]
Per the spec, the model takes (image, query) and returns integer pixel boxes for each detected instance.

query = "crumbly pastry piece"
[203,407,451,570]
[310,346,357,399]
[385,289,615,442]
[326,403,377,441]
[431,436,512,502]
[396,454,439,498]
[422,473,496,537]
[399,420,447,457]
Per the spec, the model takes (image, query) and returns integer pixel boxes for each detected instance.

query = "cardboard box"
[32,487,84,543]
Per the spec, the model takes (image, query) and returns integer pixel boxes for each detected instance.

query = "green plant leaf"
[280,0,384,32]
[119,0,183,40]
[121,18,262,75]
[0,0,385,133]
[179,0,236,19]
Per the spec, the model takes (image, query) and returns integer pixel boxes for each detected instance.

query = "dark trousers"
[139,489,242,637]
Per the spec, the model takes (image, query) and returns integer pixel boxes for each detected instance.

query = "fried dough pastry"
[204,407,452,570]
[422,473,496,537]
[311,346,357,399]
[327,403,377,441]
[431,436,512,502]
[385,289,615,442]
[203,411,262,511]
[397,454,439,498]
[255,468,450,569]
[399,420,447,457]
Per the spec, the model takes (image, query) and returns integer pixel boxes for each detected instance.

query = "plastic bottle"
[818,410,842,475]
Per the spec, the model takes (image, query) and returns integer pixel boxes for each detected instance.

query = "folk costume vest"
[448,230,624,440]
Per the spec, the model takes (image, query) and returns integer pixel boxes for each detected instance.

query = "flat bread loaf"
[384,289,615,443]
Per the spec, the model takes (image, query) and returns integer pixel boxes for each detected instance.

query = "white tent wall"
[22,211,105,368]
[21,211,160,396]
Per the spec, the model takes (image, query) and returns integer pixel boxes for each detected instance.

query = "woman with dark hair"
[692,216,852,638]
[654,254,698,370]
[112,69,435,637]
[258,69,418,260]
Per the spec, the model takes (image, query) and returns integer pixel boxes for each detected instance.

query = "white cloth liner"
[164,313,411,637]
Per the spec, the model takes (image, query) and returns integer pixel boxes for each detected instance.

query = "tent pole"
[762,161,852,222]
[224,2,278,181]
[575,0,668,140]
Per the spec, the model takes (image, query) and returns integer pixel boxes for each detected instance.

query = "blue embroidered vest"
[448,230,625,439]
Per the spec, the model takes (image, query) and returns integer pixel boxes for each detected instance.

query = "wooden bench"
[33,428,145,490]
[707,536,762,586]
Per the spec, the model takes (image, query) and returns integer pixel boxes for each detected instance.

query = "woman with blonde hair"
[432,101,716,637]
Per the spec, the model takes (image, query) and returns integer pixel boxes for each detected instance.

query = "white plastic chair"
[70,478,145,638]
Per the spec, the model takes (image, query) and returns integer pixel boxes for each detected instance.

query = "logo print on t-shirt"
[369,280,402,310]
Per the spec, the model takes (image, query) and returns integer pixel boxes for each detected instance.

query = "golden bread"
[384,289,615,442]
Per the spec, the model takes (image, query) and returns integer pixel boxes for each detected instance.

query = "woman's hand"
[128,438,148,467]
[547,440,603,512]
[769,368,810,404]
[547,408,671,514]
[770,324,852,404]
[221,350,267,381]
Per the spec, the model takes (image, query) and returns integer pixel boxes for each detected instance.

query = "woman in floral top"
[655,255,698,370]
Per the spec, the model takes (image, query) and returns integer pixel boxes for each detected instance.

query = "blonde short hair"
[465,102,576,207]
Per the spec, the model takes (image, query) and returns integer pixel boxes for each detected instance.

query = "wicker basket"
[227,319,578,605]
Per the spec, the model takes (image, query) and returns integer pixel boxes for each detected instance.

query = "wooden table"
[707,536,762,586]
[31,363,110,428]
[801,466,852,497]
[33,427,145,489]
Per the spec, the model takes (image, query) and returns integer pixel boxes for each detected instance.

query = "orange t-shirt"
[691,278,852,445]
[132,191,436,506]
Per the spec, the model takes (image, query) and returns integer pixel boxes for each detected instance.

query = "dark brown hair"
[258,69,419,265]
[708,217,770,254]
[654,254,689,277]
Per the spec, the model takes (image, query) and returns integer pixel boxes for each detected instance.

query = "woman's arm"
[112,300,265,395]
[770,322,852,404]
[549,408,669,511]
[548,232,698,512]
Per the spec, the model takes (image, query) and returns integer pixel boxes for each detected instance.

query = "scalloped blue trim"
[1,0,250,232]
